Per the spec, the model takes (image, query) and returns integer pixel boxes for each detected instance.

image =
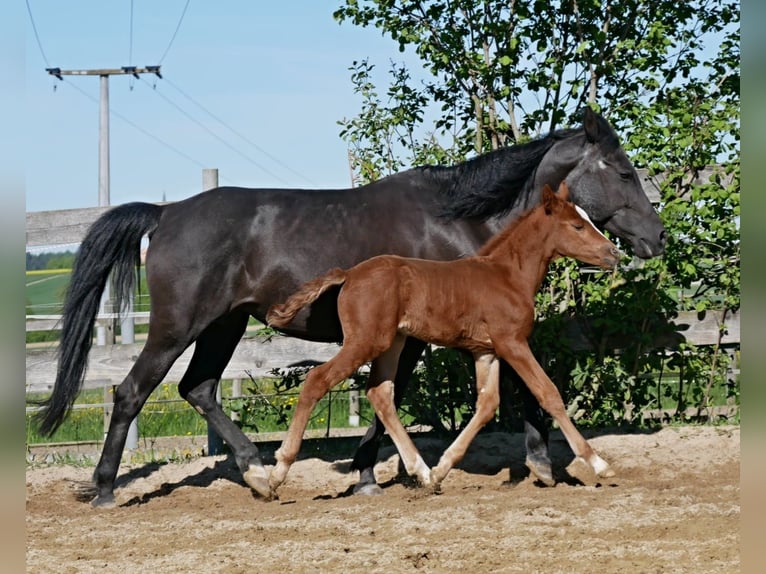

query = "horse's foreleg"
[365,335,432,487]
[500,361,553,485]
[497,341,613,479]
[507,363,554,485]
[430,353,501,488]
[269,345,369,497]
[351,337,427,495]
[179,313,270,498]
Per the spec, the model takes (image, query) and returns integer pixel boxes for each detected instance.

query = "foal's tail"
[267,268,348,328]
[35,202,164,436]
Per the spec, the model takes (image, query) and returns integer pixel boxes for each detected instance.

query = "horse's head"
[543,182,621,269]
[543,107,667,259]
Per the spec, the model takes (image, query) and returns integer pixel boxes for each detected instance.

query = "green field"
[26,269,69,315]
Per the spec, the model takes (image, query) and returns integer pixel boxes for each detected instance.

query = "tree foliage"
[333,0,739,429]
[26,250,76,271]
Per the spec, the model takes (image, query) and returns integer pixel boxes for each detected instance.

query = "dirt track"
[26,425,739,573]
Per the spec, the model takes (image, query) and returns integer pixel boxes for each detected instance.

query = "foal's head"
[542,182,621,269]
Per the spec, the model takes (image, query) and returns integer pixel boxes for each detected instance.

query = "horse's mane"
[475,200,540,257]
[418,128,582,221]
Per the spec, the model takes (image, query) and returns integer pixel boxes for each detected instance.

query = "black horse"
[36,107,665,506]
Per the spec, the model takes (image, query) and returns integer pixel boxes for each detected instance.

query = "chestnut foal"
[266,182,620,498]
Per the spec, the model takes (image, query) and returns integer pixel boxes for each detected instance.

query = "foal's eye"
[573,223,584,231]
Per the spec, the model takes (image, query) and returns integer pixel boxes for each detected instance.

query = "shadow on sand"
[95,425,660,506]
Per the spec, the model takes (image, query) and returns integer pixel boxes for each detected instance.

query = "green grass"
[26,380,379,445]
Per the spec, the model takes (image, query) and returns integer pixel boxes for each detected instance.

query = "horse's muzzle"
[601,245,622,269]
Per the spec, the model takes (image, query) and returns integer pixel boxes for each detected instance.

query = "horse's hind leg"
[269,342,372,497]
[178,311,270,498]
[364,334,433,487]
[351,336,427,495]
[430,353,501,488]
[91,337,188,507]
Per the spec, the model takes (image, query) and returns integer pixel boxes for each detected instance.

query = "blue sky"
[23,1,418,214]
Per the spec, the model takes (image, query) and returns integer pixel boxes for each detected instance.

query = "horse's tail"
[267,268,348,328]
[35,202,165,436]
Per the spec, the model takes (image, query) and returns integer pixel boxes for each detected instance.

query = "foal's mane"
[417,128,582,221]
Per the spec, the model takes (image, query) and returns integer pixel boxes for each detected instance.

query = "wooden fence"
[25,167,740,447]
[25,310,739,394]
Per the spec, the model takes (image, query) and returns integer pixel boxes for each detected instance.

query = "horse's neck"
[490,134,589,225]
[533,132,588,188]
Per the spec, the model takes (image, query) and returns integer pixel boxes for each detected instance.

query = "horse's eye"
[619,172,632,181]
[573,223,584,231]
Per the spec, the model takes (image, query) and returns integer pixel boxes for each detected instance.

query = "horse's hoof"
[525,457,555,487]
[598,467,616,479]
[243,465,273,500]
[590,454,615,479]
[429,467,447,487]
[90,493,116,509]
[353,483,384,496]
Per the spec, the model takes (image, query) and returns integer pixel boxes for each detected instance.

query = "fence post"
[348,386,360,427]
[104,386,112,439]
[203,168,225,456]
[120,290,138,449]
[230,379,242,423]
[104,384,137,450]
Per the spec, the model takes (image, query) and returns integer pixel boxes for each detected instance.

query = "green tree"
[334,0,740,427]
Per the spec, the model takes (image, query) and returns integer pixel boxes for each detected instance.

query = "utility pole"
[47,66,161,451]
[47,66,162,346]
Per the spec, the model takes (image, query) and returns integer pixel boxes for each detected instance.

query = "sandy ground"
[26,425,739,573]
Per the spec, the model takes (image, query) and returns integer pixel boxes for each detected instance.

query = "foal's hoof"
[428,468,446,493]
[243,465,274,500]
[525,457,555,487]
[591,455,615,479]
[597,466,616,479]
[353,482,384,497]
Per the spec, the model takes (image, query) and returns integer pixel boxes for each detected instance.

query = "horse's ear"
[583,106,601,143]
[557,181,570,201]
[542,184,556,214]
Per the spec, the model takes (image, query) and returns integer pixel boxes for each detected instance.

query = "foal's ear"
[557,181,570,201]
[542,184,557,214]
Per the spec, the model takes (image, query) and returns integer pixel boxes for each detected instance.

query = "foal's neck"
[477,211,556,294]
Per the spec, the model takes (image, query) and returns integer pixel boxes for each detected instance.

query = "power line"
[158,0,192,65]
[61,78,220,178]
[138,76,292,185]
[163,76,317,186]
[25,0,50,66]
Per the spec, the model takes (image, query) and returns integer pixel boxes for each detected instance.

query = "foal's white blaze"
[574,205,608,240]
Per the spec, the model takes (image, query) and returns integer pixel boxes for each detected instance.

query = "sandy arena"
[26,425,739,573]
